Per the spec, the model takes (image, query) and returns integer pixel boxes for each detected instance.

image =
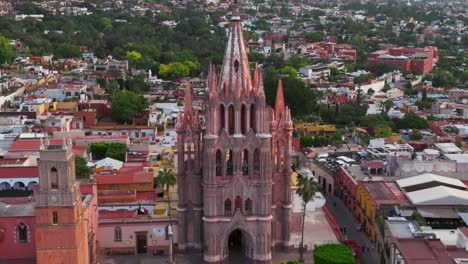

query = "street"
[325,195,380,264]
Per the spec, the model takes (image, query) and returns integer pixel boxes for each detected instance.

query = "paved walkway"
[325,195,380,264]
[102,250,314,264]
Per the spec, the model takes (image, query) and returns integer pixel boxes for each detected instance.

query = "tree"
[353,74,371,85]
[75,156,92,179]
[410,211,426,226]
[374,125,392,138]
[304,32,324,42]
[90,142,109,160]
[296,176,317,263]
[158,62,190,79]
[156,168,177,262]
[397,113,429,130]
[314,244,355,264]
[105,143,127,162]
[431,69,455,87]
[409,129,422,140]
[0,35,14,64]
[53,43,81,59]
[263,67,317,117]
[111,90,147,123]
[90,142,127,161]
[368,63,398,76]
[279,66,299,79]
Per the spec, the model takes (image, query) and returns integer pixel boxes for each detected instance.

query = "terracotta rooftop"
[363,181,407,205]
[0,167,38,178]
[9,139,63,151]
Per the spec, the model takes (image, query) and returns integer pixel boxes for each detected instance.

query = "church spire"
[275,79,285,117]
[208,64,218,99]
[219,1,252,95]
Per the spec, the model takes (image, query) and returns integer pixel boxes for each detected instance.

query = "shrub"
[90,142,127,162]
[314,243,355,264]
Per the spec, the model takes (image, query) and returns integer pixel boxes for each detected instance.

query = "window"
[242,149,249,176]
[18,222,28,243]
[245,198,252,214]
[216,150,222,176]
[250,104,256,132]
[228,105,235,135]
[235,196,242,211]
[241,104,247,134]
[226,149,233,176]
[50,167,58,189]
[224,199,232,215]
[53,211,58,224]
[219,104,225,132]
[253,149,260,174]
[114,227,122,241]
[234,60,240,73]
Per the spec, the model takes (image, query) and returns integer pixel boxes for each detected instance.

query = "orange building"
[34,140,97,264]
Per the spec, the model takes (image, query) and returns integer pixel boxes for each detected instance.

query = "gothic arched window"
[241,104,247,135]
[219,104,225,132]
[50,167,58,189]
[254,148,260,175]
[242,149,249,176]
[224,199,232,215]
[216,150,222,177]
[250,104,256,133]
[18,222,28,243]
[228,105,235,135]
[235,196,242,211]
[226,149,233,176]
[245,198,252,214]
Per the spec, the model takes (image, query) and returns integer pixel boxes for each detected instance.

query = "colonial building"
[35,139,92,264]
[0,139,98,263]
[176,4,293,264]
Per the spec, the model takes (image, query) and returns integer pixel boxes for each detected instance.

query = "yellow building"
[295,123,337,138]
[36,101,77,115]
[355,181,407,242]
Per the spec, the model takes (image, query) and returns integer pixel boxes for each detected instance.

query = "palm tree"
[296,175,317,263]
[156,167,177,263]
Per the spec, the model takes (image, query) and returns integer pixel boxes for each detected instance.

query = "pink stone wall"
[0,216,36,260]
[98,222,177,254]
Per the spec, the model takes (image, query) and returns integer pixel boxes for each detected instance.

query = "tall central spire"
[219,1,252,95]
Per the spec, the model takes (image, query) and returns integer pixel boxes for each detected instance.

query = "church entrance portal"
[227,229,251,264]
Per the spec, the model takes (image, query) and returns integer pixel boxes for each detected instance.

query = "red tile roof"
[0,167,39,178]
[75,135,129,140]
[9,139,63,151]
[0,158,27,165]
[94,171,153,185]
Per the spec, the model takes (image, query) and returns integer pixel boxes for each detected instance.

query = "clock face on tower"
[49,195,58,204]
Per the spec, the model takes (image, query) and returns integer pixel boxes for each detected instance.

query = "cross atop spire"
[232,0,240,17]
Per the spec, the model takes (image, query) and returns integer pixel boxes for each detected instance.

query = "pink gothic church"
[176,5,293,264]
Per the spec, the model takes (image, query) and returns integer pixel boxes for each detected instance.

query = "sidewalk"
[325,195,380,264]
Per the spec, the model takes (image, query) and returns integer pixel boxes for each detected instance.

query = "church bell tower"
[35,139,88,264]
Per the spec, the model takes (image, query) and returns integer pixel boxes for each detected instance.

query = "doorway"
[136,232,147,254]
[227,229,250,263]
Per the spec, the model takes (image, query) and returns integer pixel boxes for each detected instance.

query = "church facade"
[176,6,293,264]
